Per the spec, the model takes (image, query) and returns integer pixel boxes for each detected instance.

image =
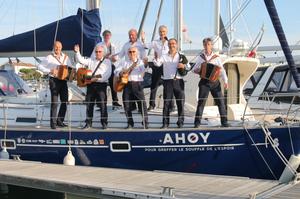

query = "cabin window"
[264,71,286,93]
[110,141,131,152]
[243,68,266,96]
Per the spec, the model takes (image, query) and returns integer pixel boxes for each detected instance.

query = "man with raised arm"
[74,44,112,129]
[91,30,121,108]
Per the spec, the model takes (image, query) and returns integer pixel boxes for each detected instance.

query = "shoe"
[57,122,68,127]
[51,125,56,130]
[194,123,200,128]
[147,105,155,111]
[221,123,229,127]
[177,122,183,128]
[125,124,133,129]
[102,124,107,129]
[81,123,91,130]
[160,124,169,129]
[113,102,122,107]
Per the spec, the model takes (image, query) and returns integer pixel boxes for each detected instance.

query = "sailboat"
[0,0,299,182]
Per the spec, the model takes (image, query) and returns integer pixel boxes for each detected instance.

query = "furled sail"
[0,8,102,57]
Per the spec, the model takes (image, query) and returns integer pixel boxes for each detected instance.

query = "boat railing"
[243,92,300,126]
[0,93,300,129]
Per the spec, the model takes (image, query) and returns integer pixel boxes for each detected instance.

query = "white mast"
[213,0,222,52]
[86,0,101,10]
[174,0,183,51]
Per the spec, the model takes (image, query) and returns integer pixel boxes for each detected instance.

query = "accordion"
[200,63,221,82]
[57,65,76,81]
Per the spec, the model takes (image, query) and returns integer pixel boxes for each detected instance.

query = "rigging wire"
[236,0,253,44]
[219,0,252,43]
[12,0,18,36]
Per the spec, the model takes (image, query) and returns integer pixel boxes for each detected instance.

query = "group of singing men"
[38,25,229,130]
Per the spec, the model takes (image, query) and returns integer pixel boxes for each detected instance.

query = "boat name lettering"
[163,132,210,144]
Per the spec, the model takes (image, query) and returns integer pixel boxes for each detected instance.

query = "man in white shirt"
[112,29,146,61]
[115,47,148,129]
[153,38,190,128]
[74,44,112,129]
[193,37,229,128]
[38,41,73,129]
[91,30,121,108]
[141,25,174,111]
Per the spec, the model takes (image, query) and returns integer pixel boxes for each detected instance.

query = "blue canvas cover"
[0,8,101,57]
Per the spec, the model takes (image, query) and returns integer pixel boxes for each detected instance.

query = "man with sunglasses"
[114,47,148,129]
[74,44,112,129]
[91,30,122,109]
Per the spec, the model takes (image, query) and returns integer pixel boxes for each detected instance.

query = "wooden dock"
[0,160,298,199]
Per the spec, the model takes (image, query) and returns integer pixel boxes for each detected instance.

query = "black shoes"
[50,125,56,130]
[102,124,107,129]
[82,123,92,130]
[161,124,169,129]
[113,102,122,107]
[194,123,200,128]
[125,124,134,129]
[57,122,68,127]
[221,123,229,127]
[147,105,155,111]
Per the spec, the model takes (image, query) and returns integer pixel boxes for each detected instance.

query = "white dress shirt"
[143,38,169,57]
[116,40,146,61]
[90,41,117,59]
[153,52,191,80]
[37,53,72,75]
[193,51,228,84]
[115,59,145,82]
[75,52,112,83]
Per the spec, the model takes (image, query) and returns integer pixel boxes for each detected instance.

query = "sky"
[0,0,299,57]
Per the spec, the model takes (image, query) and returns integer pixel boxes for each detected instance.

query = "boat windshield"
[0,70,33,96]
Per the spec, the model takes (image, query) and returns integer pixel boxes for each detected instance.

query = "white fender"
[63,150,75,166]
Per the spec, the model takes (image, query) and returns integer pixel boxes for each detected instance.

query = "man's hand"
[91,77,98,82]
[224,83,229,90]
[178,63,185,69]
[74,44,80,53]
[50,68,58,77]
[111,55,117,62]
[143,57,148,66]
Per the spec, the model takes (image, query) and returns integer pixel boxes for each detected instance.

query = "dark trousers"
[85,82,108,126]
[149,63,163,107]
[194,79,227,125]
[108,64,119,103]
[122,81,148,126]
[163,79,185,125]
[49,77,68,127]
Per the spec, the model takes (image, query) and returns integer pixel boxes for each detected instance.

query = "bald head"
[53,41,62,55]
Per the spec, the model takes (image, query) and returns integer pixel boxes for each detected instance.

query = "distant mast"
[86,0,100,10]
[174,0,183,51]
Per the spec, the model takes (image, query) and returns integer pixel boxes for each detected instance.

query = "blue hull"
[1,126,300,180]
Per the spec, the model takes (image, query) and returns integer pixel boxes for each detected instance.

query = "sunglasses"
[128,51,136,53]
[95,51,103,53]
